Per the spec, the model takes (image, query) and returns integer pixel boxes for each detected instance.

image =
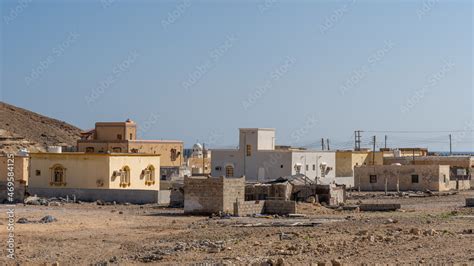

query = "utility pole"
[384,135,387,149]
[202,143,206,175]
[321,138,325,150]
[449,134,452,155]
[326,139,330,151]
[372,135,376,165]
[354,130,362,151]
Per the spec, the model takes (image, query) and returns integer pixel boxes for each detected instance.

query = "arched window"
[144,165,156,186]
[50,164,66,186]
[120,166,131,187]
[225,165,234,178]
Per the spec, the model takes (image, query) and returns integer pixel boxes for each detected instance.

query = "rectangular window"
[369,175,377,183]
[306,165,309,171]
[313,164,316,171]
[35,170,41,176]
[130,133,133,140]
[246,145,252,156]
[443,174,447,183]
[411,174,419,183]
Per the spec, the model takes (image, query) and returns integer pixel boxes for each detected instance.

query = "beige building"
[77,120,183,180]
[384,155,473,186]
[379,148,429,158]
[354,164,470,192]
[0,154,29,185]
[185,143,211,175]
[0,154,29,202]
[335,150,384,177]
[29,152,160,190]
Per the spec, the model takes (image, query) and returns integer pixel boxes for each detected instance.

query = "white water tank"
[18,148,29,156]
[393,149,401,157]
[47,146,62,153]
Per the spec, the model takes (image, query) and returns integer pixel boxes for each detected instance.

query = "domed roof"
[193,143,203,151]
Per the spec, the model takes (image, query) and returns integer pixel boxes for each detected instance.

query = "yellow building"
[29,152,160,190]
[0,154,29,202]
[0,154,29,185]
[185,143,211,175]
[336,150,384,177]
[77,119,183,180]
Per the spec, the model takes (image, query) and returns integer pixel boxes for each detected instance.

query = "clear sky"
[1,0,472,151]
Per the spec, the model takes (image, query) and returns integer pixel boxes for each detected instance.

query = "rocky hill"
[0,102,82,153]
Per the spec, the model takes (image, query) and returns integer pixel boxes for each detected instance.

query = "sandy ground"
[1,191,474,265]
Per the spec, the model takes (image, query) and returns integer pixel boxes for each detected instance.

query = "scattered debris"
[466,198,474,207]
[17,218,29,224]
[40,215,57,223]
[17,216,57,224]
[359,204,401,212]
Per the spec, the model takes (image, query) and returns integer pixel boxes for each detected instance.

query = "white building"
[211,128,336,184]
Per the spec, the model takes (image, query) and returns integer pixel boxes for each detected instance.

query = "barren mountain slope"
[0,101,82,153]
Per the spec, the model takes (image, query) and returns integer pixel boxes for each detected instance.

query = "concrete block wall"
[222,177,245,212]
[184,176,245,214]
[264,200,296,215]
[233,200,297,216]
[448,180,471,190]
[233,200,265,216]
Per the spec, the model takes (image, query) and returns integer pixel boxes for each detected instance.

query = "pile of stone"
[173,239,228,253]
[16,215,57,224]
[24,195,75,206]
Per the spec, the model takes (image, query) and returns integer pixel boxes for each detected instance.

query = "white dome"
[193,143,203,151]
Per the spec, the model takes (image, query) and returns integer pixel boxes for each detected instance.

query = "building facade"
[354,164,470,192]
[29,152,160,190]
[77,120,183,180]
[211,128,336,183]
[383,155,473,186]
[184,143,211,175]
[0,154,29,202]
[335,150,384,177]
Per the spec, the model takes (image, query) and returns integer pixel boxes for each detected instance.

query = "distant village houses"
[211,128,336,184]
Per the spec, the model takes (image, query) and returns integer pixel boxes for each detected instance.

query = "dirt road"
[1,191,473,265]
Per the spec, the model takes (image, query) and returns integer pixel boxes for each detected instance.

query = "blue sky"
[1,0,472,151]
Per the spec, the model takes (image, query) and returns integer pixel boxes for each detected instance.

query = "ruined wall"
[183,176,245,214]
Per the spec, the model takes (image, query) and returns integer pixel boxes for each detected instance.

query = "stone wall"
[183,176,245,214]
